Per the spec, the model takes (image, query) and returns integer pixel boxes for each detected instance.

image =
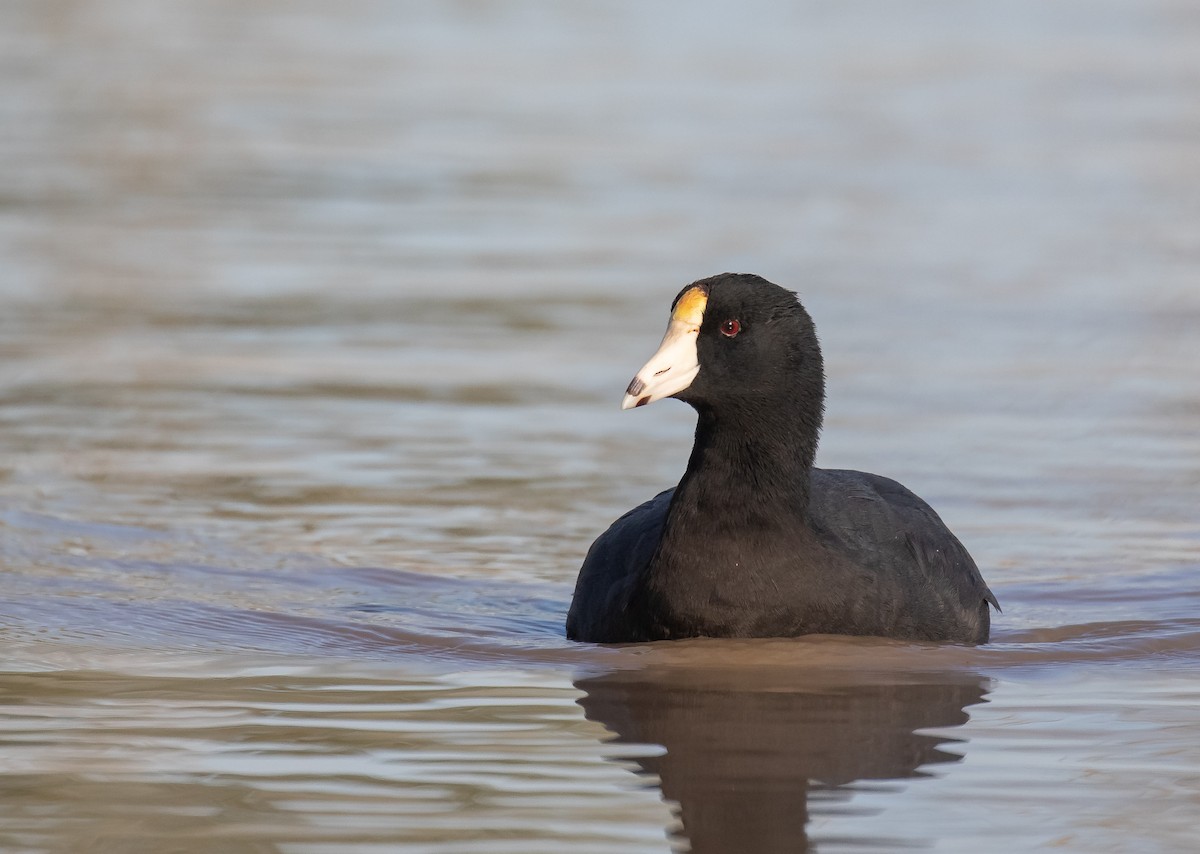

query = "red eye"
[720,319,741,337]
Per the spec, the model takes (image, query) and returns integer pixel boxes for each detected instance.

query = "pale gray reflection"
[577,668,988,853]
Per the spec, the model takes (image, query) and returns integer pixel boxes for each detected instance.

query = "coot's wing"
[809,469,998,642]
[566,488,674,643]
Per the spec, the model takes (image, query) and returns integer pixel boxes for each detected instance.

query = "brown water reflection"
[578,668,987,853]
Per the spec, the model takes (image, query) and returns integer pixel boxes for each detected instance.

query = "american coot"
[567,273,998,644]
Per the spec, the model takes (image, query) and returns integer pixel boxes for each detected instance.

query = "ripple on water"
[4,511,1200,678]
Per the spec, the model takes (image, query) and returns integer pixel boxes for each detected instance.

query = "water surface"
[2,1,1199,851]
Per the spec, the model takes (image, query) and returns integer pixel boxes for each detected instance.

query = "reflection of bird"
[568,273,998,644]
[577,667,988,854]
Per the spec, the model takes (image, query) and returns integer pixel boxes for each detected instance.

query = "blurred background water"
[2,1,1199,852]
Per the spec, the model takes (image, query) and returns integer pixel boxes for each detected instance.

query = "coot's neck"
[666,396,820,539]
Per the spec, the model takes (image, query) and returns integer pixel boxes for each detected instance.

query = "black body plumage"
[566,273,998,644]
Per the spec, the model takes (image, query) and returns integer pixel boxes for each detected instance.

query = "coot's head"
[622,273,825,423]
